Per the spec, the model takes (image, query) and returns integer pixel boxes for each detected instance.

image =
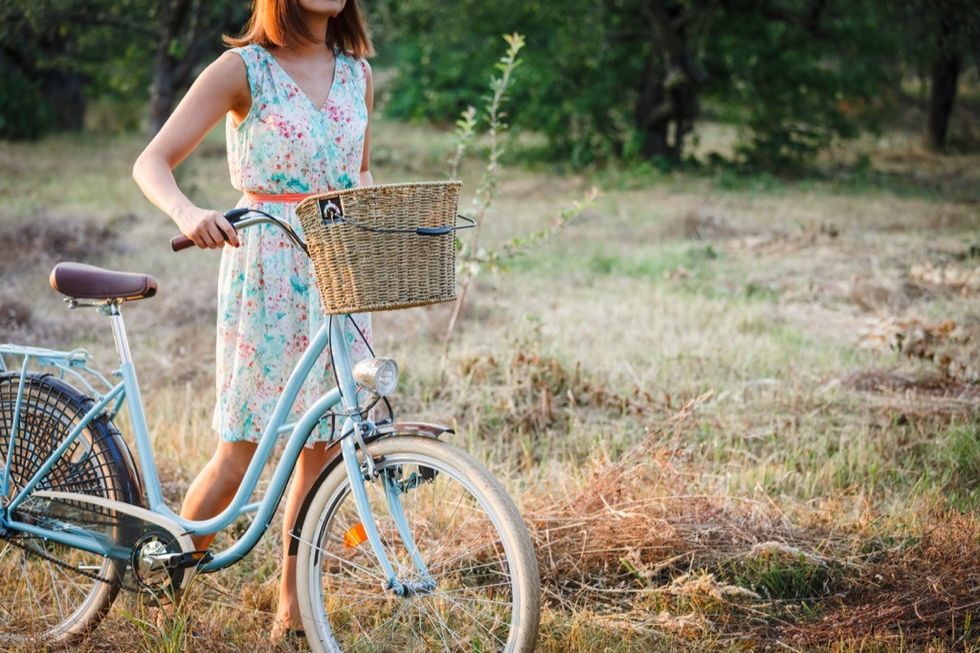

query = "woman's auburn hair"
[224,0,374,57]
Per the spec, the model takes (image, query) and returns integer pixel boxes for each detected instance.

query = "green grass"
[0,117,978,650]
[724,545,837,602]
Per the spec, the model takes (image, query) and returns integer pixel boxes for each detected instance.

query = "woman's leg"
[180,439,258,550]
[276,441,336,629]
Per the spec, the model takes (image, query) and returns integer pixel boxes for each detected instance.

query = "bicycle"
[0,194,540,651]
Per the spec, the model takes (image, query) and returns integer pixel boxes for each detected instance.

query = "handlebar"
[171,205,475,253]
[170,209,308,254]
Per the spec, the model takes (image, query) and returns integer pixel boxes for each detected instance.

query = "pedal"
[143,549,212,570]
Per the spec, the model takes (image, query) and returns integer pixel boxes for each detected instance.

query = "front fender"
[375,421,454,438]
[285,421,453,555]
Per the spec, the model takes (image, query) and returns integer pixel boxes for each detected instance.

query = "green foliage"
[375,0,645,167]
[890,0,980,68]
[0,61,54,140]
[375,0,904,170]
[704,2,895,169]
[0,0,247,138]
[0,0,152,138]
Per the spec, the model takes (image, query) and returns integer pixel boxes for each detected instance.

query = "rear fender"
[0,373,144,509]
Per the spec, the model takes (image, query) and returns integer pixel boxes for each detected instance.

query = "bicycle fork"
[329,315,434,597]
[337,422,435,597]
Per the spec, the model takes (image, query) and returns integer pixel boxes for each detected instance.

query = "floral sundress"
[211,43,372,446]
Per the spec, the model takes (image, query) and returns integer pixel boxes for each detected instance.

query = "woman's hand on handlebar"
[173,205,240,248]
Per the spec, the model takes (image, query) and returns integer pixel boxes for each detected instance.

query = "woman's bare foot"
[269,613,305,644]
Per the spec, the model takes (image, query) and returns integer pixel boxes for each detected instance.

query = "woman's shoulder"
[221,44,273,89]
[224,42,267,66]
[338,51,371,88]
[207,45,267,107]
[204,49,254,86]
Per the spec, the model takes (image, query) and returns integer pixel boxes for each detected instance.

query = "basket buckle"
[320,199,344,225]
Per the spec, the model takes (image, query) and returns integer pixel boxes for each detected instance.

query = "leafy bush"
[376,0,651,167]
[374,0,897,170]
[703,4,893,169]
[0,61,54,140]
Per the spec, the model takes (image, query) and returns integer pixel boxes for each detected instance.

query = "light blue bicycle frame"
[1,237,429,593]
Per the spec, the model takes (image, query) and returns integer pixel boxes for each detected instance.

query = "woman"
[132,0,374,639]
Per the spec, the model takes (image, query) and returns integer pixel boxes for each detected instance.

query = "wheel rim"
[0,379,121,644]
[0,536,114,642]
[306,451,521,652]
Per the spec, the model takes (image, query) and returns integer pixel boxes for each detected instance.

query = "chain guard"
[9,490,199,595]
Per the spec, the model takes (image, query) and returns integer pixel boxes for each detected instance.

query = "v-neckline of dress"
[259,45,340,112]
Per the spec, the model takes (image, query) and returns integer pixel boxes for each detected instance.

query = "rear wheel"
[296,435,540,652]
[0,373,141,648]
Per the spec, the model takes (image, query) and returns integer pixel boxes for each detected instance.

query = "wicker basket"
[295,181,465,315]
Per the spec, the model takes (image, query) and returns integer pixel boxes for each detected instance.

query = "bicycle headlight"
[352,357,399,396]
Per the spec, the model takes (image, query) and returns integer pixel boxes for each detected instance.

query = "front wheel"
[295,435,540,652]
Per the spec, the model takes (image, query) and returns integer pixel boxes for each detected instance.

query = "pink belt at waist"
[244,191,319,204]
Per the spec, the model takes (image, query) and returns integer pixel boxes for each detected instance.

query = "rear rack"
[0,343,116,401]
[0,343,91,370]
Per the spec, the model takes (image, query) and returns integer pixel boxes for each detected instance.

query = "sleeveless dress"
[211,43,373,445]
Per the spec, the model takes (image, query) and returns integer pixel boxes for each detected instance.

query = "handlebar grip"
[170,208,249,252]
[171,235,195,252]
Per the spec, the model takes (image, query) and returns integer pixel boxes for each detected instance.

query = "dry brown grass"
[784,512,980,649]
[527,394,980,649]
[1,119,979,651]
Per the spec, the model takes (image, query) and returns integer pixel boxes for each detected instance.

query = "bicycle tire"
[295,435,540,652]
[0,373,142,648]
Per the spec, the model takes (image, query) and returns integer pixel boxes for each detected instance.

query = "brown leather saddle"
[49,262,157,302]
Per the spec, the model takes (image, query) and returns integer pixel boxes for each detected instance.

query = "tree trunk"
[146,0,196,136]
[148,58,178,135]
[634,60,673,159]
[925,8,962,152]
[926,53,960,151]
[633,1,704,162]
[40,70,86,132]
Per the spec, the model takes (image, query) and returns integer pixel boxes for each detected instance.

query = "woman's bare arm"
[359,60,374,187]
[133,51,250,248]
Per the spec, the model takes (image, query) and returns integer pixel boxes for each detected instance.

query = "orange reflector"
[343,522,368,548]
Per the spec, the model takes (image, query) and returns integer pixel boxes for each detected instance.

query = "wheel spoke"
[433,589,508,648]
[0,376,130,646]
[43,550,68,624]
[302,446,531,651]
[293,531,388,584]
[378,599,413,650]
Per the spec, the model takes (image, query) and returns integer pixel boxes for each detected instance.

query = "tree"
[704,1,893,169]
[375,0,894,169]
[0,1,92,137]
[632,2,710,161]
[146,0,249,135]
[893,0,980,151]
[0,0,247,139]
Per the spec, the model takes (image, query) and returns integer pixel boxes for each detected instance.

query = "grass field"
[1,114,978,652]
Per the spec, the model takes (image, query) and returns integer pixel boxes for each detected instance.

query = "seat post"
[101,301,133,365]
[99,299,166,508]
